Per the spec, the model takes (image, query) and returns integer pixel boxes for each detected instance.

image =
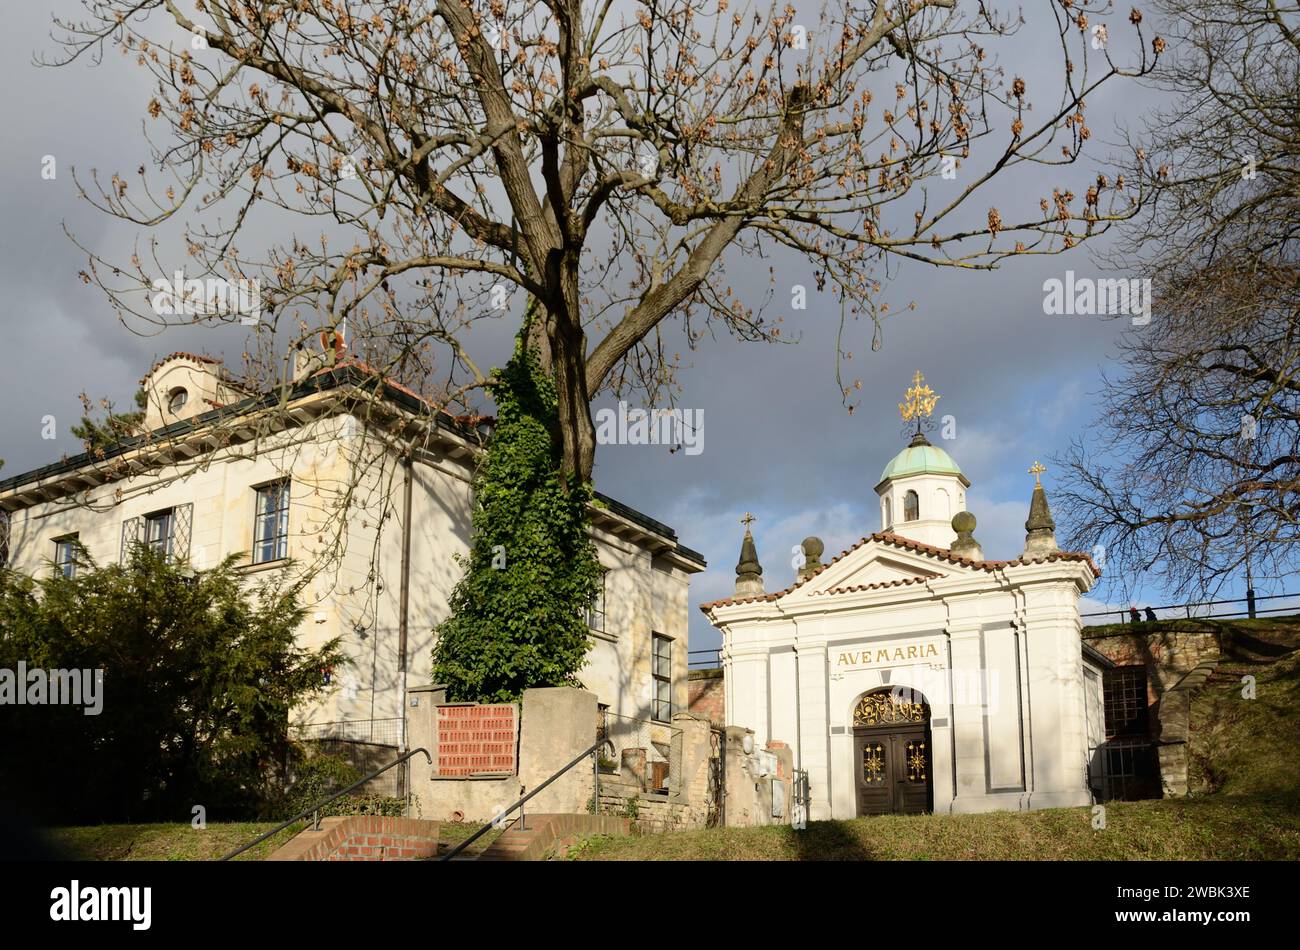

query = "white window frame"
[253,480,291,565]
[54,535,79,579]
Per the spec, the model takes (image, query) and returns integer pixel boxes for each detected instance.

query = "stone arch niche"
[934,487,950,520]
[850,686,932,815]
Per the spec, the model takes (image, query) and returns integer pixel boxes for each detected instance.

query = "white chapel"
[703,374,1109,820]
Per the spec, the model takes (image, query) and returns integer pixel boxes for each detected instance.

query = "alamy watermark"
[50,881,151,930]
[151,271,262,325]
[594,401,704,456]
[0,662,103,715]
[1042,270,1151,326]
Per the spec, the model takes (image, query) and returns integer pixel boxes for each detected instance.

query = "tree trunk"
[524,274,597,483]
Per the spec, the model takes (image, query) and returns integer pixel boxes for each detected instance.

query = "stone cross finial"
[1029,460,1047,487]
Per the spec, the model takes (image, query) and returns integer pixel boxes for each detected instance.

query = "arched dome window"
[883,496,892,527]
[903,490,919,522]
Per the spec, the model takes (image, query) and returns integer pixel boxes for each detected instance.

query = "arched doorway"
[852,687,932,815]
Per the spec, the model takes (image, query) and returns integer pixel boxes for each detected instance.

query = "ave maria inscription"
[836,642,940,669]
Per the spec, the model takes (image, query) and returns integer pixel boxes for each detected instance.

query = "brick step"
[474,814,631,861]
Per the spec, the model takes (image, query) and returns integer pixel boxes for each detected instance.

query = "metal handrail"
[218,746,432,861]
[1082,590,1298,623]
[438,740,601,862]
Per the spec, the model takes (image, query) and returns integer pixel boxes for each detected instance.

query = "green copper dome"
[877,437,967,487]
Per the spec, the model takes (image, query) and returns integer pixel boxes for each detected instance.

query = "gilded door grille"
[852,690,930,726]
[906,740,927,783]
[862,743,885,784]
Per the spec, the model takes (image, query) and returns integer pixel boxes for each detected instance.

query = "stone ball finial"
[798,536,825,580]
[950,511,982,560]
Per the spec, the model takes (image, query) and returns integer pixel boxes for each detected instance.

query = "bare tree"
[1058,0,1299,599]
[49,0,1160,480]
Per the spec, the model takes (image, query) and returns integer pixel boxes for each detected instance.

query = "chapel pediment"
[783,532,976,600]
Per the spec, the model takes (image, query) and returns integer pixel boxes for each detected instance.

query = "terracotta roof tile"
[315,359,439,410]
[139,352,222,386]
[700,530,1100,614]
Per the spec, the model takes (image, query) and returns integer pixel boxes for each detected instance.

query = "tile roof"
[139,352,222,386]
[699,530,1100,613]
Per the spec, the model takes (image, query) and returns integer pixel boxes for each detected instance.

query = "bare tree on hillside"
[1057,0,1300,599]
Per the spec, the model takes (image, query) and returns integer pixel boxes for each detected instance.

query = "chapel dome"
[878,436,966,486]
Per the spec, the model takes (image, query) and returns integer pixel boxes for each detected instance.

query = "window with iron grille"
[54,535,79,579]
[0,510,10,569]
[652,633,672,722]
[121,503,192,565]
[586,567,607,633]
[253,480,291,564]
[1103,665,1150,739]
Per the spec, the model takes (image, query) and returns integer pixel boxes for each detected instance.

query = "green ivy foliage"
[0,545,345,823]
[431,338,603,702]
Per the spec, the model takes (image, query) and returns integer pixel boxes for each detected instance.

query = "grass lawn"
[567,796,1300,860]
[43,822,303,861]
[39,818,503,860]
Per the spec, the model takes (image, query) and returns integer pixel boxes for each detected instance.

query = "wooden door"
[854,727,931,815]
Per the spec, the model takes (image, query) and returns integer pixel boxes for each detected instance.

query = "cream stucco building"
[0,349,705,752]
[704,383,1108,821]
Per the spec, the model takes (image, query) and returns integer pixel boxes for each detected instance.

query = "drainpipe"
[398,454,414,756]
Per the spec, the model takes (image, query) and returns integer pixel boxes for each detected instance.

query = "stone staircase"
[475,813,630,861]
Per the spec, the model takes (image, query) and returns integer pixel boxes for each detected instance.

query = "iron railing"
[218,747,431,861]
[1082,590,1298,625]
[689,648,721,669]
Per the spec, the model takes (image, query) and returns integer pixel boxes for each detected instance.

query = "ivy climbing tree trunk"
[431,325,604,702]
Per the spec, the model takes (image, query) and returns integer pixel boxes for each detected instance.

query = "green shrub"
[0,547,344,824]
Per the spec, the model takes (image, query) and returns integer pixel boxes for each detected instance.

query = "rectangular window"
[121,504,192,565]
[144,509,175,558]
[0,510,10,569]
[54,535,79,579]
[586,568,607,633]
[253,481,291,564]
[652,633,672,723]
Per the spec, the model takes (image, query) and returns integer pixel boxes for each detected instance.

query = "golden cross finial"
[1029,460,1047,486]
[741,512,756,530]
[899,370,940,429]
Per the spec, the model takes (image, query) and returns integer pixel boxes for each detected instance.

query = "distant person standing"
[1129,606,1141,623]
[1145,606,1158,622]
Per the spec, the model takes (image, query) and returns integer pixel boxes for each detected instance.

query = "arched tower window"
[883,496,892,528]
[903,490,919,522]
